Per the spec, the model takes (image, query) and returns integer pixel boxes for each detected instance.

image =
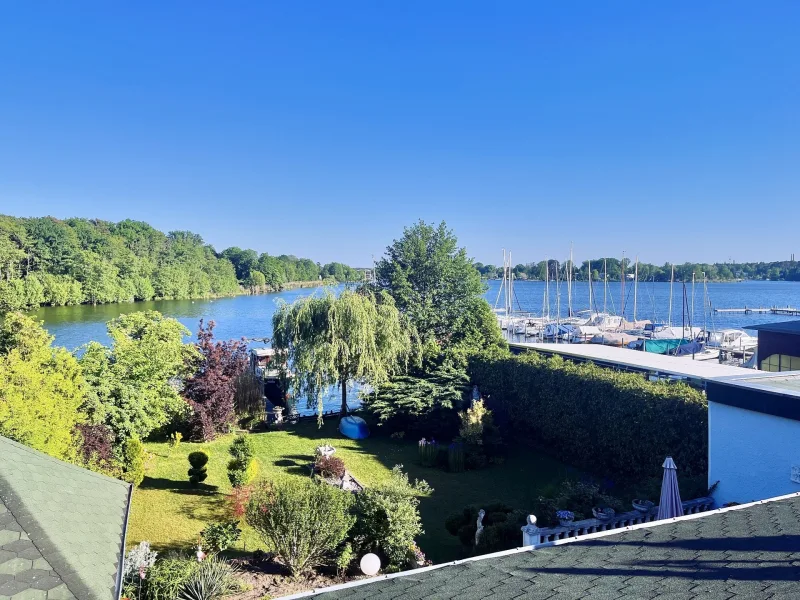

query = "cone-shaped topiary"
[188,450,209,486]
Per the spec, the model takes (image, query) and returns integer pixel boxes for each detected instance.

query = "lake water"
[31,279,800,351]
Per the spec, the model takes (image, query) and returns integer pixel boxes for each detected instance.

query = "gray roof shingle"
[305,495,800,600]
[0,436,132,600]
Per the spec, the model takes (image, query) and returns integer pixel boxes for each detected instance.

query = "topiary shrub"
[227,435,257,488]
[228,434,254,462]
[314,455,345,480]
[245,478,355,578]
[122,438,146,486]
[188,450,210,486]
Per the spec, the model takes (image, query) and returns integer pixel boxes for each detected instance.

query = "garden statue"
[471,384,481,406]
[272,406,284,425]
[315,444,336,458]
[474,509,486,547]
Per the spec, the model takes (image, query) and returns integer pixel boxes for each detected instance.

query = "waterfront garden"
[0,219,714,599]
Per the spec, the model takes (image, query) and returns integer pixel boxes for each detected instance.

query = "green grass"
[130,421,572,563]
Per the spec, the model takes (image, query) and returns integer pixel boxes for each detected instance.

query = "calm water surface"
[32,280,800,350]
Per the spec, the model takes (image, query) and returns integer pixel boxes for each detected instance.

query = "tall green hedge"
[468,352,708,480]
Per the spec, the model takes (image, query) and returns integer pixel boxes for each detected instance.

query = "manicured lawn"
[129,421,572,563]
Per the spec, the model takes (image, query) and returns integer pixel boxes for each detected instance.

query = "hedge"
[468,351,708,480]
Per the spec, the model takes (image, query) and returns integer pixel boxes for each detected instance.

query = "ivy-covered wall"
[468,351,708,480]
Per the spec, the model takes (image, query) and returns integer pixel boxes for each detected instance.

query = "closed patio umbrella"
[657,456,684,520]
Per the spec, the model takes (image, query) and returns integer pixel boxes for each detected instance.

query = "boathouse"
[748,320,800,371]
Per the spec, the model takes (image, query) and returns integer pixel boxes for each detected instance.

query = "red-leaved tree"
[184,320,249,441]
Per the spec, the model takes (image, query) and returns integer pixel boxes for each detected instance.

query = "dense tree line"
[475,257,800,282]
[0,215,361,311]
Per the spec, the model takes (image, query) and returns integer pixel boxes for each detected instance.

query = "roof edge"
[115,483,134,599]
[279,490,800,600]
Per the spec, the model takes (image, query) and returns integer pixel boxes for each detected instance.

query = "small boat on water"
[590,332,640,347]
[704,329,758,353]
[339,416,370,440]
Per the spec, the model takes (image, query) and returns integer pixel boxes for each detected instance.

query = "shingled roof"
[0,436,132,600]
[294,493,800,600]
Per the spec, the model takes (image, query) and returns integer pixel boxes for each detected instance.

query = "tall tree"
[183,320,249,441]
[80,311,199,441]
[375,220,490,349]
[0,312,85,460]
[272,289,414,419]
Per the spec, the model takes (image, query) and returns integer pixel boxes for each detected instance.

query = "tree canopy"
[272,289,414,419]
[0,312,85,460]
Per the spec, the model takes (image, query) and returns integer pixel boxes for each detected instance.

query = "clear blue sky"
[1,1,798,267]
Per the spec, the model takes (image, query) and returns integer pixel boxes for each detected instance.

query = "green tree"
[375,221,486,346]
[0,312,85,460]
[80,311,198,441]
[272,289,414,418]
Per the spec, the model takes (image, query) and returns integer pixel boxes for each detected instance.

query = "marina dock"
[713,306,800,316]
[508,340,748,388]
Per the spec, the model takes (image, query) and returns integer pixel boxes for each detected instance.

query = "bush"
[227,458,258,488]
[121,541,158,596]
[469,351,708,479]
[447,442,465,473]
[351,466,431,568]
[144,554,199,600]
[122,438,146,486]
[228,434,254,462]
[314,455,346,480]
[418,439,439,467]
[227,435,257,488]
[178,556,239,600]
[444,503,526,555]
[245,478,355,578]
[76,423,116,472]
[188,450,210,486]
[200,520,242,553]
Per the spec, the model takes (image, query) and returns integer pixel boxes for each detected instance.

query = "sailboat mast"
[588,260,593,313]
[620,252,625,320]
[691,272,696,327]
[508,251,513,317]
[633,256,639,322]
[668,264,675,326]
[603,259,607,316]
[567,243,573,318]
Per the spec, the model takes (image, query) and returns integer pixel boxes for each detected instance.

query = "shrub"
[227,458,258,488]
[336,542,354,576]
[469,351,708,479]
[76,423,116,472]
[444,503,526,555]
[226,484,254,519]
[121,541,157,595]
[530,481,624,527]
[314,455,346,480]
[245,478,355,578]
[144,554,199,600]
[227,435,257,488]
[169,431,183,448]
[351,465,431,568]
[447,442,465,473]
[417,438,439,467]
[122,438,146,486]
[200,520,242,553]
[228,434,255,462]
[188,450,210,486]
[178,556,240,600]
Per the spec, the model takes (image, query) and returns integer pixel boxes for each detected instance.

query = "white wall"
[709,400,800,505]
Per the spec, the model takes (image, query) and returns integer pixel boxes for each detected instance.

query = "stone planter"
[592,507,616,521]
[632,499,654,513]
[558,519,574,528]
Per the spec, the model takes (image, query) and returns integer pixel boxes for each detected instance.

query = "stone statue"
[521,514,540,547]
[474,509,486,547]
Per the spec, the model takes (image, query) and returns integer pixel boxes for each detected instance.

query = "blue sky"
[1,1,798,267]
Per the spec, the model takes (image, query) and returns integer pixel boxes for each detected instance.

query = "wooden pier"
[712,306,800,316]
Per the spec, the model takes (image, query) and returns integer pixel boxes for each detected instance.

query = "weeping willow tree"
[271,288,415,421]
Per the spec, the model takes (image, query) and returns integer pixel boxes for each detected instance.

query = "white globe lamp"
[360,553,381,576]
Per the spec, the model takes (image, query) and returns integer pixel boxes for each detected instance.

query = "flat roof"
[292,492,800,600]
[747,319,800,334]
[509,341,749,381]
[707,371,800,421]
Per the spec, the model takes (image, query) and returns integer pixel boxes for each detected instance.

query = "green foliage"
[272,288,414,419]
[122,438,146,486]
[0,312,85,460]
[245,478,355,578]
[444,503,527,555]
[143,554,200,600]
[234,370,265,422]
[352,466,431,568]
[375,220,494,350]
[531,481,624,527]
[365,363,469,438]
[80,311,198,441]
[336,542,354,576]
[188,450,209,485]
[177,556,239,600]
[200,520,242,553]
[447,442,465,473]
[227,435,257,488]
[469,351,708,480]
[418,439,439,468]
[456,399,504,470]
